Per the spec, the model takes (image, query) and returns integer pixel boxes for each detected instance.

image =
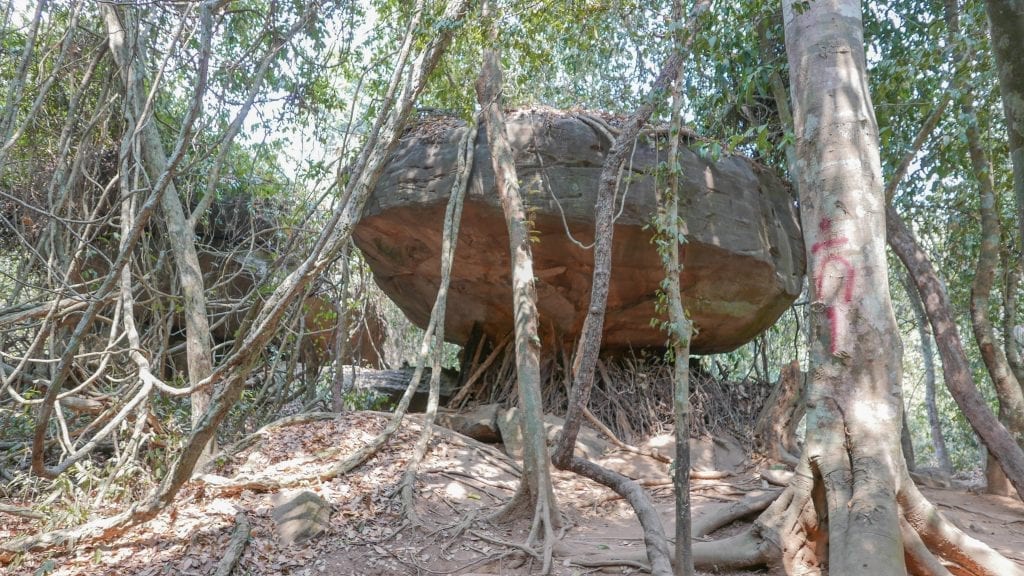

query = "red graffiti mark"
[812,218,856,354]
[812,236,848,254]
[814,254,856,303]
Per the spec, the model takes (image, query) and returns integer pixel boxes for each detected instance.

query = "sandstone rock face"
[355,110,804,354]
[270,490,331,546]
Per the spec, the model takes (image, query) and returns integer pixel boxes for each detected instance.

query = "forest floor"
[2,410,1023,575]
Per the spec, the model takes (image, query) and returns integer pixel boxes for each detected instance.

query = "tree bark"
[1002,252,1024,384]
[400,112,476,521]
[660,5,694,570]
[984,0,1024,264]
[753,360,804,467]
[784,1,906,570]
[476,6,559,570]
[103,4,217,461]
[901,271,953,472]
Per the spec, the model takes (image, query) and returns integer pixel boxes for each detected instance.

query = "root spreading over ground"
[2,411,1021,576]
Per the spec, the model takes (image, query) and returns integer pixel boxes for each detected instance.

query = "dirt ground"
[2,411,1022,575]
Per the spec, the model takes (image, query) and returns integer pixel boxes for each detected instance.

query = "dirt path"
[2,411,1021,575]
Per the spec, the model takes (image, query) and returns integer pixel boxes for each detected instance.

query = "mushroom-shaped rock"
[354,110,804,355]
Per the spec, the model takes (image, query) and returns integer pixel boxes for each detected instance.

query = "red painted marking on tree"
[813,218,856,354]
[814,255,856,303]
[812,236,848,254]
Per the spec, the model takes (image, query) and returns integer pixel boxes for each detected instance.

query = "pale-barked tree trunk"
[102,4,217,461]
[476,4,559,570]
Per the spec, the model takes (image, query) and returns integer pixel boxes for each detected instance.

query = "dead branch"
[213,511,251,576]
[0,503,45,520]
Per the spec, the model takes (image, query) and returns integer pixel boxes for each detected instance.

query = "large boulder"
[354,110,804,354]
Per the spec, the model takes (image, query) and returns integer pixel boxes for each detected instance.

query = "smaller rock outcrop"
[436,403,502,443]
[270,490,332,546]
[344,366,459,411]
[496,407,606,460]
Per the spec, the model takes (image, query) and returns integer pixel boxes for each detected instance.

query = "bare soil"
[2,411,1022,575]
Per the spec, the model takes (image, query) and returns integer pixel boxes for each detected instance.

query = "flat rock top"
[355,110,805,354]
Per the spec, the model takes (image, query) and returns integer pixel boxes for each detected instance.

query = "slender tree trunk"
[660,5,694,571]
[984,0,1024,265]
[889,207,1024,497]
[103,4,217,460]
[902,406,917,472]
[901,271,953,472]
[1002,252,1024,384]
[331,247,352,412]
[400,113,476,521]
[476,5,559,570]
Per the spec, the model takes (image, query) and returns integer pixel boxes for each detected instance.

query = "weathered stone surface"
[270,490,331,546]
[497,407,607,460]
[437,403,502,443]
[355,110,805,354]
[644,432,747,473]
[343,366,459,412]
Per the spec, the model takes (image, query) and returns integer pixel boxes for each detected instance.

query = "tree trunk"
[753,360,805,467]
[900,271,953,472]
[984,0,1024,266]
[103,4,217,461]
[660,7,694,570]
[476,6,559,570]
[1002,252,1024,384]
[784,1,906,570]
[888,206,1024,497]
[902,406,917,472]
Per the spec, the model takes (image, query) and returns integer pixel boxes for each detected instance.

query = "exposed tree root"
[201,412,338,473]
[761,468,795,487]
[692,489,780,538]
[687,471,1024,575]
[564,455,674,575]
[691,470,733,480]
[899,483,1023,576]
[901,516,954,576]
[213,511,251,576]
[583,405,670,463]
[0,504,45,520]
[557,463,1022,576]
